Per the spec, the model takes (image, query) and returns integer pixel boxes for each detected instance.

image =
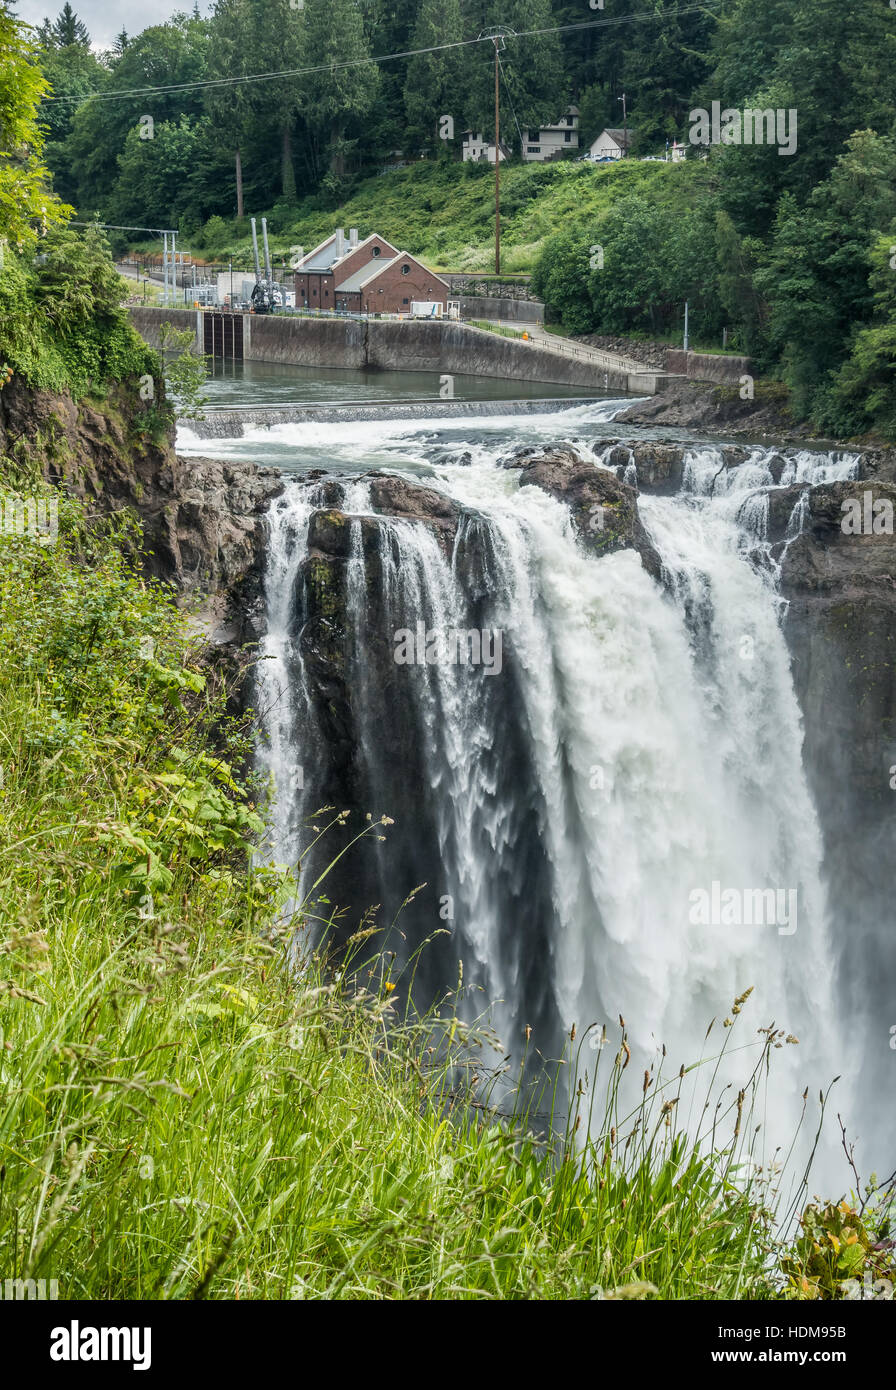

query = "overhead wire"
[43,3,726,105]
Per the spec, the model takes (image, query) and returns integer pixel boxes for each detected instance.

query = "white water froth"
[255,417,862,1183]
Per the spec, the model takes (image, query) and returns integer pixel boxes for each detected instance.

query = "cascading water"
[250,403,875,1187]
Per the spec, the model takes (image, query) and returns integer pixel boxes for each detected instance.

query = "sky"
[16,0,199,50]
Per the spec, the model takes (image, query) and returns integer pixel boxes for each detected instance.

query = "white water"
[249,406,866,1186]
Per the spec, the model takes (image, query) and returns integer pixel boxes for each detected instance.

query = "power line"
[44,4,725,105]
[496,50,525,153]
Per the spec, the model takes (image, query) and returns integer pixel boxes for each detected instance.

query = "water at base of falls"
[251,401,874,1193]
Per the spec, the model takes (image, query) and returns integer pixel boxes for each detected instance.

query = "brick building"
[293,228,448,315]
[293,229,399,310]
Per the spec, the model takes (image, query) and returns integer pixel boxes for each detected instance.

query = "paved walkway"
[479,319,652,377]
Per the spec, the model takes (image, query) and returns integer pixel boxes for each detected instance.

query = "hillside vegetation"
[142,157,676,273]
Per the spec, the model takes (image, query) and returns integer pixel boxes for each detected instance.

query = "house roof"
[334,258,398,292]
[334,252,450,294]
[596,127,633,148]
[332,233,399,269]
[297,231,400,273]
[294,234,341,270]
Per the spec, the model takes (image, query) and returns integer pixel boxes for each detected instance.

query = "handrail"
[461,321,649,375]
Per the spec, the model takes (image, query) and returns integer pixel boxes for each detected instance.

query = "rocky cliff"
[0,376,283,644]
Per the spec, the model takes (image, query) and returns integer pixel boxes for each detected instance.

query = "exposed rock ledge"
[500,445,662,578]
[616,378,815,440]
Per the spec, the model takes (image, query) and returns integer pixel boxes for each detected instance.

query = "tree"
[35,26,106,191]
[756,133,896,419]
[461,0,565,150]
[0,4,71,251]
[47,3,90,48]
[621,0,718,149]
[55,13,210,219]
[403,0,466,153]
[301,0,379,186]
[830,235,896,440]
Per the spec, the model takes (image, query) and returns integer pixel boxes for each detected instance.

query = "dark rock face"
[365,472,458,541]
[615,378,806,438]
[780,481,896,1107]
[858,448,896,484]
[501,445,662,579]
[614,442,685,494]
[0,375,283,641]
[781,479,896,816]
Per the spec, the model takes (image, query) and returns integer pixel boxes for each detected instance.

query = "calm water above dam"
[199,357,597,409]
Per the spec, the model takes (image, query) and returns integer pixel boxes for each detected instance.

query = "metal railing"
[462,321,650,375]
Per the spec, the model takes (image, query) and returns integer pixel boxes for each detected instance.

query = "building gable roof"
[334,251,450,294]
[333,232,399,268]
[294,234,340,270]
[594,127,633,148]
[334,258,398,292]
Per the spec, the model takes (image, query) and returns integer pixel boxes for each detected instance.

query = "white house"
[670,140,687,163]
[461,131,510,163]
[522,107,579,162]
[587,127,633,160]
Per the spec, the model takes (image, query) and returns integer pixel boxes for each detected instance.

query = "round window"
[401,264,410,275]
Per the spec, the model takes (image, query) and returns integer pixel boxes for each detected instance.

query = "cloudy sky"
[16,0,203,50]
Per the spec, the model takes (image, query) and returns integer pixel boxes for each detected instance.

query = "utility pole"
[494,38,500,273]
[618,92,627,157]
[480,28,512,276]
[684,299,689,352]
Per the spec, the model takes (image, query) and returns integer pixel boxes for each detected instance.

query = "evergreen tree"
[50,3,90,47]
[403,0,466,152]
[301,0,379,184]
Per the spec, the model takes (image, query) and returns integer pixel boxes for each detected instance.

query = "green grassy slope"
[154,158,694,275]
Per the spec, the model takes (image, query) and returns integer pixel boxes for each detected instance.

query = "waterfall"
[253,411,872,1185]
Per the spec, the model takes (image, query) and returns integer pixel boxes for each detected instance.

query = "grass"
[0,451,892,1300]
[126,158,681,277]
[466,319,528,340]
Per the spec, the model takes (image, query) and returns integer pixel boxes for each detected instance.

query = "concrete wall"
[242,313,368,368]
[128,306,645,391]
[366,321,633,390]
[130,306,198,349]
[666,349,753,383]
[460,296,544,323]
[441,275,539,302]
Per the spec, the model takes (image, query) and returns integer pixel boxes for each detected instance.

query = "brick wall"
[333,235,396,283]
[293,269,335,309]
[294,236,398,310]
[347,254,448,315]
